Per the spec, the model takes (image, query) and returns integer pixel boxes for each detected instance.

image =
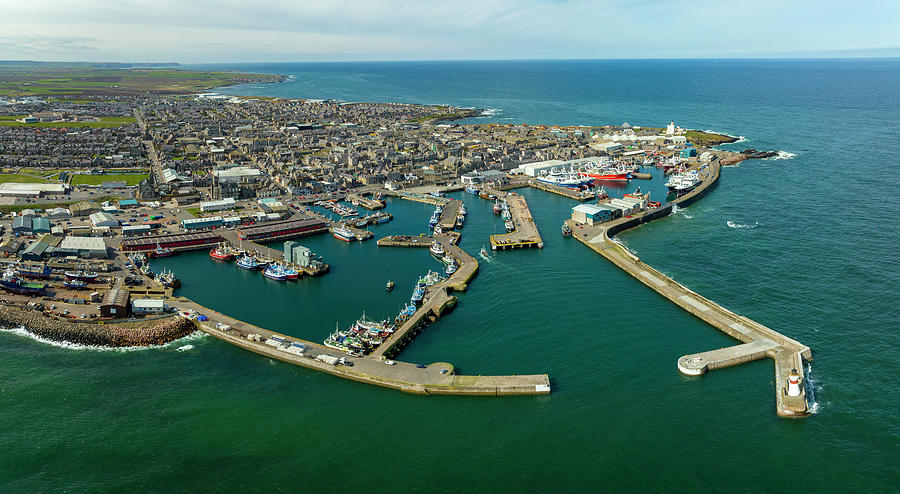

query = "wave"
[726,220,758,229]
[770,151,797,160]
[480,108,502,117]
[806,362,820,414]
[175,344,195,352]
[0,326,207,353]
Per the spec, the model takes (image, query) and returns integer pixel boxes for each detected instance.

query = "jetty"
[487,191,544,251]
[568,161,812,418]
[438,199,462,231]
[346,193,385,210]
[526,179,596,201]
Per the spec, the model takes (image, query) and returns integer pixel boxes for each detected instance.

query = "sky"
[0,0,898,63]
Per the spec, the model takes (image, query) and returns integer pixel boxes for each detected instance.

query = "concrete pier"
[487,192,544,251]
[438,199,462,231]
[526,179,596,201]
[346,193,385,210]
[568,160,813,418]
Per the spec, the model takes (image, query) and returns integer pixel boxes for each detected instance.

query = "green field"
[0,173,51,184]
[0,115,136,128]
[71,173,149,186]
[0,195,121,214]
[0,63,282,98]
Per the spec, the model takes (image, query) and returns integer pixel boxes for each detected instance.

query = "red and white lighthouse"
[787,368,802,397]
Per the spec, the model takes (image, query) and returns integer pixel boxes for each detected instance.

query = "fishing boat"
[263,264,287,281]
[428,213,439,228]
[455,215,465,228]
[505,220,515,232]
[480,245,489,258]
[0,267,46,295]
[441,254,455,265]
[665,171,701,196]
[64,270,99,281]
[332,225,355,242]
[149,242,174,258]
[280,264,299,280]
[458,203,467,216]
[386,280,394,291]
[63,279,89,290]
[579,164,633,181]
[464,185,479,194]
[561,223,572,237]
[17,264,52,279]
[209,243,234,261]
[445,263,458,275]
[429,241,445,257]
[410,282,426,305]
[155,268,181,288]
[493,201,502,214]
[236,255,263,270]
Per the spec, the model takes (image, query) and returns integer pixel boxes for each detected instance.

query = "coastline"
[0,306,196,347]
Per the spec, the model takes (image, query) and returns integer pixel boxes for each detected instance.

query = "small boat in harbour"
[480,245,489,258]
[332,225,355,242]
[236,255,264,270]
[263,264,287,281]
[429,241,445,257]
[209,243,234,261]
[386,280,394,291]
[561,223,572,237]
[149,242,174,258]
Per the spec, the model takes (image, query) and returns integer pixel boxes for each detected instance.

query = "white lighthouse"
[666,121,676,136]
[787,368,802,397]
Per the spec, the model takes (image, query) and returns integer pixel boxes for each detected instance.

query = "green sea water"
[3,60,899,491]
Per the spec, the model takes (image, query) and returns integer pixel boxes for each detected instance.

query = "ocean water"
[3,60,899,491]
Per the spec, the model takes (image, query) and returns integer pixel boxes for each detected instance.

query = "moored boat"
[209,243,234,261]
[429,241,445,257]
[149,242,174,258]
[65,270,99,281]
[263,264,287,281]
[332,225,355,242]
[561,223,572,237]
[236,255,263,270]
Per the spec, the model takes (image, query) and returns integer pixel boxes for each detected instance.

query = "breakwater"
[0,306,196,347]
[568,160,813,417]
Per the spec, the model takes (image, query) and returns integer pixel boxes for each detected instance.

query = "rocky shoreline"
[0,306,196,347]
[718,148,779,166]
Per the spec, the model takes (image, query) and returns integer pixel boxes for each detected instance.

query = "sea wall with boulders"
[0,306,196,347]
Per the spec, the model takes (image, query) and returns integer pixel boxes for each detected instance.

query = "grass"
[684,130,737,147]
[185,208,200,218]
[0,173,51,184]
[0,195,121,214]
[0,115,136,128]
[71,173,149,186]
[0,64,282,98]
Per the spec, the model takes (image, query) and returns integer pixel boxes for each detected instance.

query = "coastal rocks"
[0,306,196,347]
[740,148,778,159]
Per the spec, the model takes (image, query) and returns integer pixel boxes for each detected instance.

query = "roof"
[102,288,129,307]
[573,204,606,214]
[89,212,118,224]
[120,231,222,249]
[118,199,139,206]
[59,236,107,252]
[132,299,165,308]
[238,218,325,237]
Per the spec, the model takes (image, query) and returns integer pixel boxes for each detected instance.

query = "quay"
[567,160,812,418]
[487,191,544,251]
[173,283,549,395]
[438,199,462,231]
[526,179,596,201]
[377,234,432,248]
[346,193,385,210]
[382,189,448,206]
[371,233,478,357]
[219,229,330,276]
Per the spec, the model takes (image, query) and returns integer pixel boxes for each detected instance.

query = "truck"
[316,354,340,366]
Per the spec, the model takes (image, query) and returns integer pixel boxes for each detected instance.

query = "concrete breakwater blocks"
[0,306,196,347]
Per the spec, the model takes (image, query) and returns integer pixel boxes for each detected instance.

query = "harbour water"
[2,60,899,491]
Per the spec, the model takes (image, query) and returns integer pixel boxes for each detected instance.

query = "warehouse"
[571,204,618,226]
[132,298,166,315]
[12,215,33,234]
[89,212,119,228]
[100,288,130,318]
[70,201,100,216]
[199,197,236,212]
[122,225,152,236]
[56,236,108,258]
[120,231,223,253]
[181,216,224,231]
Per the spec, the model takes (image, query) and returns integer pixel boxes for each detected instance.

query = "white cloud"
[0,0,897,61]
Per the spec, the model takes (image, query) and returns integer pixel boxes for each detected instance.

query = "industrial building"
[118,199,139,209]
[89,212,119,228]
[238,219,327,242]
[122,225,152,236]
[0,182,69,197]
[100,288,130,318]
[199,197,236,212]
[120,231,223,253]
[70,201,100,216]
[460,169,507,185]
[514,160,565,177]
[20,234,62,261]
[181,216,224,231]
[571,204,619,226]
[56,236,108,258]
[12,216,33,234]
[132,298,166,315]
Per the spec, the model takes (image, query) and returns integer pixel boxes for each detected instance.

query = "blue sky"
[0,0,898,62]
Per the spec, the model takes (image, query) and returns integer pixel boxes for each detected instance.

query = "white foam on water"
[770,151,797,160]
[726,220,759,229]
[806,362,820,414]
[480,108,502,117]
[175,344,195,352]
[0,326,206,353]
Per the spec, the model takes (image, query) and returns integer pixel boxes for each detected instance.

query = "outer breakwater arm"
[568,160,812,418]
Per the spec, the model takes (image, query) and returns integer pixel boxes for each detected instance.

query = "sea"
[2,60,898,492]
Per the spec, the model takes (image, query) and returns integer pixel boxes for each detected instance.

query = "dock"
[173,257,548,396]
[438,199,462,231]
[487,192,544,251]
[347,193,385,210]
[382,190,448,206]
[219,229,331,276]
[567,160,812,418]
[526,179,596,201]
